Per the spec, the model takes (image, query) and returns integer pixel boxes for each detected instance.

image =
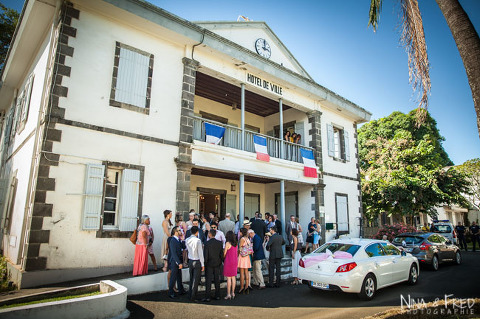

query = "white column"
[280,179,286,253]
[241,83,245,151]
[279,98,283,158]
[239,173,245,226]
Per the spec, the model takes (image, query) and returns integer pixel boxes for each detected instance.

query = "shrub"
[0,255,15,292]
[372,223,418,242]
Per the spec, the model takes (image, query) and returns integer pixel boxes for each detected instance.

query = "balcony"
[192,116,314,163]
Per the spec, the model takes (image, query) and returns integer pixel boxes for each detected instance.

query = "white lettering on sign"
[246,73,283,96]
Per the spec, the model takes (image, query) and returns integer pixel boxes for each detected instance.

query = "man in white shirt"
[218,213,235,235]
[185,226,204,301]
[209,222,226,248]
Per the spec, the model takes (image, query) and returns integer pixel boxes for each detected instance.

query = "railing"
[192,116,314,163]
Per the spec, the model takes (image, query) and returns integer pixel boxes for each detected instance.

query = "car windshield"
[313,243,361,256]
[392,236,424,245]
[434,225,452,233]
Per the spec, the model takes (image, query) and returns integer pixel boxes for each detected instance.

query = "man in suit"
[273,214,282,235]
[249,229,266,289]
[168,226,187,298]
[251,212,267,239]
[218,213,235,238]
[202,229,223,301]
[285,215,298,248]
[186,219,206,244]
[266,226,285,288]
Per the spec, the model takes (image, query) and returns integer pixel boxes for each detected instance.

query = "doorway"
[275,191,298,219]
[197,187,227,219]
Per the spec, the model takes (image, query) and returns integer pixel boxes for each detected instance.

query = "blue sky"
[4,0,479,165]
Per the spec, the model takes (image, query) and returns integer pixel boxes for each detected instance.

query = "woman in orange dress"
[237,228,252,294]
[133,215,151,276]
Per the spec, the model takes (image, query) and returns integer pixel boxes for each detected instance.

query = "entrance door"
[197,187,227,219]
[244,194,260,220]
[275,192,298,218]
[226,194,237,219]
[335,193,349,235]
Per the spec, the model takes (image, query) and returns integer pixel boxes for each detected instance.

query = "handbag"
[129,229,137,245]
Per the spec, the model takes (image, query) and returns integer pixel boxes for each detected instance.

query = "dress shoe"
[168,294,176,299]
[266,284,274,288]
[258,286,266,290]
[214,296,221,300]
[178,290,187,295]
[201,298,211,302]
[274,284,280,288]
[191,299,200,303]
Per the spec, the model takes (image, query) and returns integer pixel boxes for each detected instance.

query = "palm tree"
[368,0,480,136]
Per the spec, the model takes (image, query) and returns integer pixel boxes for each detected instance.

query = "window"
[381,243,401,255]
[15,74,34,134]
[327,123,350,161]
[110,42,153,114]
[314,243,361,256]
[2,174,17,235]
[82,163,143,232]
[335,193,349,233]
[365,243,385,257]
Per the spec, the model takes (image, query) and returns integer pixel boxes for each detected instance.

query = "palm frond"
[399,0,431,126]
[368,0,383,32]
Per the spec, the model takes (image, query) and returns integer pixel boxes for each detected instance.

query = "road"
[127,251,480,319]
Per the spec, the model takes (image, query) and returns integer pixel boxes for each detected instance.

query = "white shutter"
[20,75,34,123]
[336,195,349,232]
[294,121,305,145]
[189,191,199,214]
[119,169,140,231]
[0,178,10,229]
[327,123,335,157]
[82,164,105,230]
[344,130,350,161]
[115,47,150,108]
[226,194,236,217]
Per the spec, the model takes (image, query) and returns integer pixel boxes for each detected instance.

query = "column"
[239,173,245,225]
[241,83,245,151]
[279,98,283,158]
[280,179,286,253]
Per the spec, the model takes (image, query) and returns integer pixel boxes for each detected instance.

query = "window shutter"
[344,130,350,161]
[82,164,105,230]
[119,169,140,231]
[294,121,305,145]
[3,108,13,146]
[327,123,335,157]
[189,191,199,214]
[20,75,34,124]
[0,178,10,229]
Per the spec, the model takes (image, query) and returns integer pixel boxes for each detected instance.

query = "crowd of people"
[283,131,302,144]
[132,209,323,301]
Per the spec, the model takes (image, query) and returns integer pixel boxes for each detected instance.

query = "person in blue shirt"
[249,229,266,289]
[469,221,480,252]
[455,222,467,251]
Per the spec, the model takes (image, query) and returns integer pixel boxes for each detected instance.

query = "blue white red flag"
[253,135,270,162]
[205,122,225,145]
[300,149,317,177]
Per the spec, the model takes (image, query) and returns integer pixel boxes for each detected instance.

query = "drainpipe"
[279,98,283,159]
[239,173,244,226]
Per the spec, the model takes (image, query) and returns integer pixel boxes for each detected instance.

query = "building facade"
[0,0,371,288]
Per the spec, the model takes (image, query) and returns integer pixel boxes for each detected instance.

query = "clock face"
[255,38,271,59]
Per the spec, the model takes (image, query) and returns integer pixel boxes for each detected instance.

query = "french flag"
[301,149,317,178]
[205,122,225,145]
[253,135,270,162]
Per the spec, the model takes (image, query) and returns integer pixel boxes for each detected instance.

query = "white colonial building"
[0,0,371,288]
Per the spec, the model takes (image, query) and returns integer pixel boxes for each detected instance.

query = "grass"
[0,291,102,309]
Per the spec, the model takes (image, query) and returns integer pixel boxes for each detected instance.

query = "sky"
[3,0,479,165]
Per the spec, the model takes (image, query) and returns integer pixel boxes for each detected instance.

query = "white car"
[298,238,420,300]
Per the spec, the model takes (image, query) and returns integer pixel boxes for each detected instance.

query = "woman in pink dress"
[133,215,151,276]
[237,228,252,294]
[223,231,238,300]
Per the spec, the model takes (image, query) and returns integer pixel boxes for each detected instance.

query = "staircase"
[183,257,293,293]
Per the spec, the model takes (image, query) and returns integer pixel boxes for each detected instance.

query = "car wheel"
[431,255,439,271]
[407,264,418,285]
[358,274,376,301]
[454,251,461,265]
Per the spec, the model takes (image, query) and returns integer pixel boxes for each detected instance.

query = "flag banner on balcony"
[253,135,270,162]
[300,148,317,177]
[205,122,225,145]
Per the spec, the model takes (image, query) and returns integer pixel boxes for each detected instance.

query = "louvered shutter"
[327,123,335,157]
[344,130,350,161]
[20,75,34,123]
[119,169,140,231]
[294,121,304,145]
[82,164,105,230]
[0,178,10,229]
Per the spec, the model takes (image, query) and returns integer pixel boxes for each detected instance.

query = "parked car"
[392,232,461,271]
[297,238,419,300]
[432,220,457,244]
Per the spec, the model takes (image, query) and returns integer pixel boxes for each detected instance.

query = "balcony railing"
[192,116,314,163]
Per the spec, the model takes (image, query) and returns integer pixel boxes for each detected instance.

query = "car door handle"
[374,262,380,268]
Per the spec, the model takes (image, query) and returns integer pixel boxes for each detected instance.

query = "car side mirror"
[401,251,407,257]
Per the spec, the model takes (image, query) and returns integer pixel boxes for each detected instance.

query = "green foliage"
[456,158,480,209]
[0,254,15,292]
[0,2,20,71]
[372,223,418,241]
[359,110,470,222]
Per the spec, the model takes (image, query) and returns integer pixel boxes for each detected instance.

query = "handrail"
[192,116,315,163]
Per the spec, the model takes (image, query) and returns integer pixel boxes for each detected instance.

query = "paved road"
[127,252,480,319]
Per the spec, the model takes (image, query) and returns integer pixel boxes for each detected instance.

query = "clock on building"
[255,38,271,59]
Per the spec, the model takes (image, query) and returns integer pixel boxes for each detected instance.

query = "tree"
[456,158,480,210]
[359,110,470,223]
[368,0,480,136]
[0,2,19,72]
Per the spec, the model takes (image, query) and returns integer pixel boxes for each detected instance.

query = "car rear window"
[434,225,452,233]
[314,243,361,256]
[393,236,423,245]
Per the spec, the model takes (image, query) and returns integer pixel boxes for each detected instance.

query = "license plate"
[311,281,329,290]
